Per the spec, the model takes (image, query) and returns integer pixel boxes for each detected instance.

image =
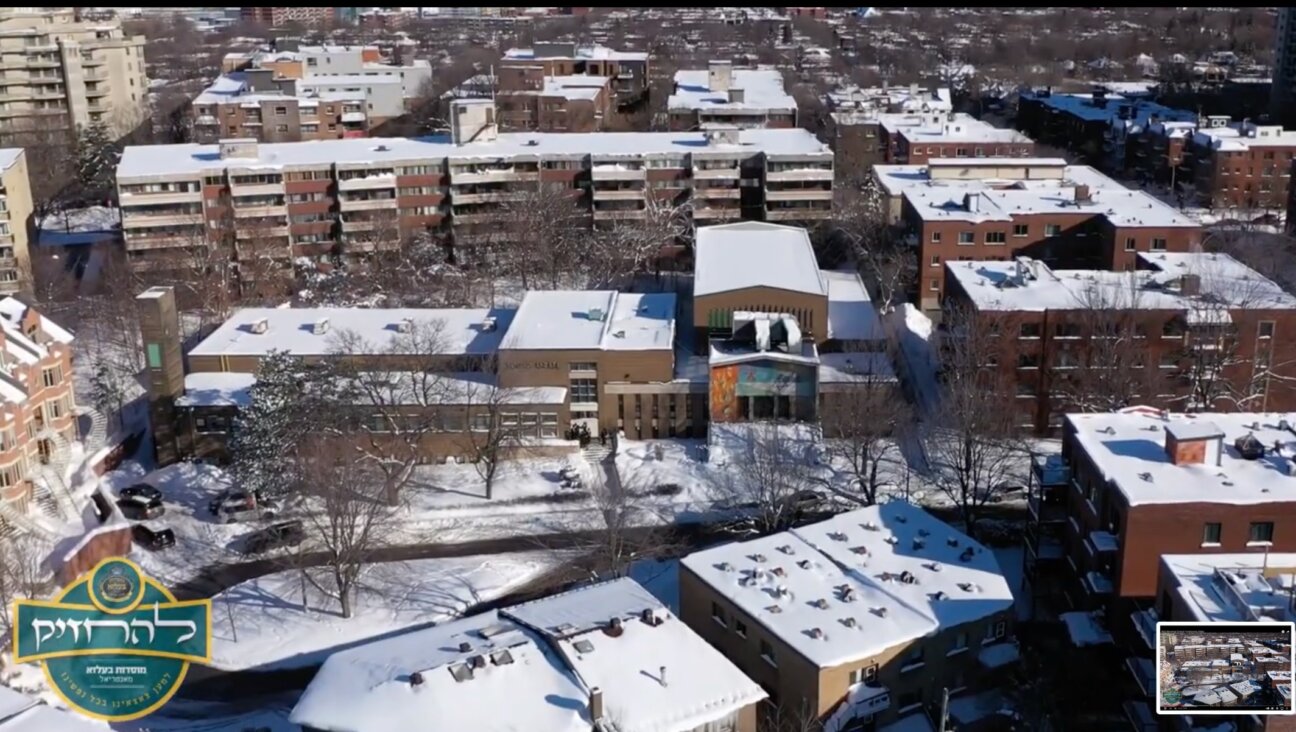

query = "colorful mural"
[710,364,740,421]
[709,359,816,422]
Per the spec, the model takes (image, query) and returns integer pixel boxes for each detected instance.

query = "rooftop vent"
[861,521,879,531]
[397,318,413,333]
[588,307,605,322]
[458,641,472,653]
[641,608,664,627]
[312,317,330,335]
[884,535,899,546]
[841,587,858,603]
[525,139,540,146]
[828,531,848,542]
[468,654,487,670]
[912,537,926,550]
[604,617,624,638]
[777,544,794,555]
[751,553,767,563]
[490,649,515,665]
[899,571,917,585]
[931,591,949,601]
[842,616,858,628]
[813,598,829,609]
[850,546,869,555]
[251,318,269,334]
[1235,433,1265,461]
[717,561,734,572]
[771,567,786,577]
[481,315,498,332]
[767,605,784,614]
[947,537,960,547]
[958,582,981,593]
[924,562,942,572]
[374,144,390,152]
[808,627,825,640]
[894,514,908,524]
[797,559,812,570]
[873,606,888,618]
[959,547,975,562]
[410,671,425,686]
[573,639,595,654]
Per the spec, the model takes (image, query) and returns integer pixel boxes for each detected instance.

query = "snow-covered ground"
[208,552,562,671]
[404,456,597,510]
[110,695,299,732]
[993,545,1030,622]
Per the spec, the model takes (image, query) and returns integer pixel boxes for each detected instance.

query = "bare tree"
[0,533,52,634]
[294,440,395,619]
[836,174,914,313]
[461,363,533,500]
[925,301,1028,539]
[330,320,452,505]
[818,366,911,507]
[707,425,816,535]
[489,181,589,290]
[587,188,694,287]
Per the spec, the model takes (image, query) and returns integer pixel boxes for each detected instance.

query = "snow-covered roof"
[504,291,675,352]
[1188,122,1296,151]
[503,45,648,62]
[0,686,35,723]
[900,122,1030,145]
[1067,411,1296,508]
[1060,610,1113,646]
[189,307,515,358]
[946,252,1295,313]
[873,160,1117,199]
[0,297,74,345]
[905,182,1196,227]
[668,69,796,113]
[1162,552,1296,622]
[298,74,405,88]
[118,130,829,180]
[177,372,255,408]
[0,686,104,732]
[290,578,764,732]
[499,74,609,101]
[193,73,366,106]
[694,222,825,298]
[0,148,22,173]
[681,502,1012,669]
[1023,91,1196,127]
[822,270,882,342]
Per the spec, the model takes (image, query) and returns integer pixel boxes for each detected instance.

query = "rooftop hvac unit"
[251,318,269,334]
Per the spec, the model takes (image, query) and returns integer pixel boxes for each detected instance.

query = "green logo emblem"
[11,557,212,722]
[1162,688,1183,705]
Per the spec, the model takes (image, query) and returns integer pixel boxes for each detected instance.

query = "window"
[1202,522,1222,546]
[988,620,1007,640]
[930,255,941,268]
[194,414,230,434]
[569,362,598,372]
[760,639,776,667]
[275,124,289,132]
[569,378,597,403]
[1249,522,1274,545]
[1045,224,1061,237]
[900,645,925,670]
[1012,224,1028,237]
[41,366,61,388]
[897,689,923,712]
[1151,237,1167,252]
[957,231,975,245]
[929,278,939,292]
[1259,321,1276,339]
[711,601,726,627]
[146,343,162,369]
[735,620,747,638]
[1019,323,1042,339]
[1054,323,1081,338]
[540,413,558,438]
[1017,353,1040,369]
[985,231,1006,245]
[931,231,942,243]
[1124,237,1136,251]
[950,631,969,654]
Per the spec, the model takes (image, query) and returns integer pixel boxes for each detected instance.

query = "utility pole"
[938,687,951,732]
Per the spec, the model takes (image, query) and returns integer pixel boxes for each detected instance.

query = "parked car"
[241,521,306,555]
[132,524,176,551]
[785,489,825,513]
[117,495,165,520]
[208,489,257,516]
[119,483,162,503]
[209,489,278,523]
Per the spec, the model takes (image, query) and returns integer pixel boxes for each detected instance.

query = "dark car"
[117,495,165,520]
[241,521,306,555]
[119,483,162,503]
[132,524,176,551]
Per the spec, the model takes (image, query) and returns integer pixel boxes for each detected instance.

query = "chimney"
[1165,421,1225,467]
[659,665,668,686]
[728,87,745,104]
[1180,273,1201,296]
[1074,184,1091,203]
[590,687,604,721]
[708,60,733,92]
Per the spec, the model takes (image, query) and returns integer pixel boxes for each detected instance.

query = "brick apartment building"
[494,67,612,132]
[116,107,833,285]
[0,298,77,513]
[500,42,649,109]
[681,502,1017,730]
[830,111,1033,184]
[943,252,1296,433]
[1025,410,1296,732]
[239,7,334,27]
[874,157,1202,310]
[1016,89,1197,172]
[667,61,797,131]
[193,44,431,141]
[1128,116,1296,212]
[825,86,952,178]
[137,223,889,465]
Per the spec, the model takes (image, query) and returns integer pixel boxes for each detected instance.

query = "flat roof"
[118,129,830,179]
[681,502,1012,668]
[0,148,21,172]
[188,307,515,358]
[946,252,1296,313]
[194,74,366,106]
[504,291,615,351]
[874,160,1117,199]
[904,183,1198,227]
[822,269,883,341]
[1023,91,1196,127]
[290,578,762,732]
[604,292,676,351]
[1067,411,1296,507]
[694,222,825,298]
[503,45,648,62]
[1164,553,1296,623]
[668,69,796,113]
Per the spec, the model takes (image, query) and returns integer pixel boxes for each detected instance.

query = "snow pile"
[1060,610,1113,646]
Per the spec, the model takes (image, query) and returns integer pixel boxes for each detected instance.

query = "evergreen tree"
[74,123,121,203]
[228,350,317,499]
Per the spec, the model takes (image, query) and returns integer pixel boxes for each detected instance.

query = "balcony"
[1082,570,1113,596]
[765,168,834,182]
[692,167,740,180]
[232,205,287,219]
[765,189,833,201]
[825,683,889,730]
[592,188,644,201]
[450,191,529,205]
[230,183,285,197]
[1025,534,1064,562]
[1083,531,1119,559]
[235,225,289,239]
[1131,608,1158,649]
[1032,454,1071,488]
[1027,496,1067,524]
[591,166,646,181]
[122,213,203,229]
[592,209,646,221]
[450,169,538,185]
[125,234,195,251]
[766,208,831,221]
[338,197,396,212]
[338,174,396,192]
[1122,701,1158,732]
[120,191,202,206]
[692,187,741,199]
[340,219,375,233]
[1124,657,1155,698]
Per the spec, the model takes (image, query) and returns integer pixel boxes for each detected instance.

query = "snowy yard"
[404,456,596,510]
[208,552,562,671]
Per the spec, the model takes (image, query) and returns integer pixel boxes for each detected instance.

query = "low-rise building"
[944,253,1296,431]
[667,61,797,131]
[0,297,77,512]
[289,577,766,732]
[239,7,334,26]
[494,72,613,132]
[115,121,833,283]
[874,157,1202,309]
[680,502,1016,729]
[1016,89,1196,172]
[501,42,649,108]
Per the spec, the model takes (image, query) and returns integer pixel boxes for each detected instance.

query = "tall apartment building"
[667,61,797,131]
[116,110,833,282]
[943,252,1296,433]
[0,149,34,294]
[874,157,1202,309]
[681,502,1016,730]
[239,7,334,27]
[1273,7,1296,129]
[0,8,147,135]
[0,297,76,513]
[1127,117,1296,212]
[136,223,889,464]
[501,43,649,108]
